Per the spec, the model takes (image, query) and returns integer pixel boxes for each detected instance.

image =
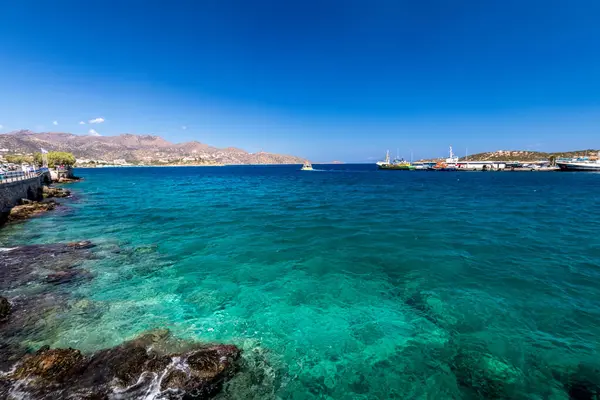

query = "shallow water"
[1,165,600,399]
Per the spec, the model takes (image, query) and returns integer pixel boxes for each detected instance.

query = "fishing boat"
[300,161,314,171]
[556,152,600,171]
[376,150,391,167]
[377,150,415,170]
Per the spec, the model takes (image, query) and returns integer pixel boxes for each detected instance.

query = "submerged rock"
[451,347,524,399]
[0,296,10,320]
[3,329,241,399]
[560,364,600,400]
[0,242,95,291]
[45,268,94,285]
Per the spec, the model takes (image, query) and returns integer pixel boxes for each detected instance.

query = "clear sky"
[1,0,599,162]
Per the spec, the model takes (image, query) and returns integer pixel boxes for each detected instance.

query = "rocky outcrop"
[55,177,81,183]
[42,186,70,198]
[3,330,241,399]
[7,199,58,222]
[0,297,10,321]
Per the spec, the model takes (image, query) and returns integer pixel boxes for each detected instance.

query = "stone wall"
[0,176,44,214]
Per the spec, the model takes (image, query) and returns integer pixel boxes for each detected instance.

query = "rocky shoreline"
[0,178,244,399]
[0,241,242,399]
[3,185,71,225]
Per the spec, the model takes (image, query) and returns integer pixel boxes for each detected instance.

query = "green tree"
[5,154,33,164]
[33,151,76,168]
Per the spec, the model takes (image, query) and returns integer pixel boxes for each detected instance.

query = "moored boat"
[556,159,600,171]
[556,152,600,171]
[377,150,415,170]
[433,146,459,171]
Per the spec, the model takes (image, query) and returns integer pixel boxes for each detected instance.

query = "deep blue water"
[1,165,600,399]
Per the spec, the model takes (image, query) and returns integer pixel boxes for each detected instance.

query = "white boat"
[446,146,459,166]
[300,161,313,171]
[557,153,600,171]
[376,150,391,167]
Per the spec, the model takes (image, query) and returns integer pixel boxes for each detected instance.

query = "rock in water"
[43,186,71,198]
[0,296,10,320]
[3,330,241,399]
[161,344,241,397]
[7,200,58,222]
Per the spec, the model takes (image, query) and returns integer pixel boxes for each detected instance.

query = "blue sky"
[1,0,599,161]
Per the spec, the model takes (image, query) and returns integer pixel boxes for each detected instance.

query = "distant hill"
[459,149,600,162]
[0,130,306,165]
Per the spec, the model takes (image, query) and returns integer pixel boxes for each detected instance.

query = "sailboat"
[300,160,314,171]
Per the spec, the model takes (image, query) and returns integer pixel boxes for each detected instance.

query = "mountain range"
[0,131,306,165]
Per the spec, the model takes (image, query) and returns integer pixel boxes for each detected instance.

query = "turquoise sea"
[2,165,600,399]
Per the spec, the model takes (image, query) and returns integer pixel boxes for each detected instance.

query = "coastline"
[76,162,310,168]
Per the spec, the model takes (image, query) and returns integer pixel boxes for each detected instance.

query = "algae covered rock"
[13,347,84,383]
[0,296,10,320]
[42,186,71,198]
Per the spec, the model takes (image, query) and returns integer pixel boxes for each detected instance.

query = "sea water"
[1,165,600,399]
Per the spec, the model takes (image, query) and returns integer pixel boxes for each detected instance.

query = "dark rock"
[0,296,10,320]
[83,342,172,388]
[562,364,600,400]
[0,340,28,371]
[19,198,35,205]
[162,344,241,397]
[46,269,94,285]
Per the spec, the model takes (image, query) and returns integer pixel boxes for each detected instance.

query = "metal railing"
[0,168,49,184]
